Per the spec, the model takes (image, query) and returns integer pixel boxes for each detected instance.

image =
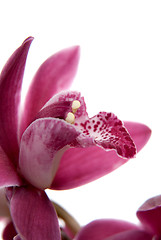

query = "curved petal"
[2,221,17,240]
[75,219,139,240]
[0,37,33,162]
[123,122,151,152]
[34,91,136,158]
[34,91,86,121]
[19,118,80,189]
[20,46,80,136]
[0,146,22,188]
[105,229,152,240]
[51,121,151,190]
[137,195,161,236]
[75,112,136,159]
[9,186,61,240]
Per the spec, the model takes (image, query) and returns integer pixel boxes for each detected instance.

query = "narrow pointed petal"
[20,46,80,136]
[51,122,151,190]
[0,146,22,188]
[9,186,61,240]
[0,37,33,161]
[2,221,17,240]
[137,195,161,236]
[19,118,80,189]
[75,219,139,240]
[105,229,152,240]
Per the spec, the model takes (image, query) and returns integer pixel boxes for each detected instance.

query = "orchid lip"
[35,91,136,159]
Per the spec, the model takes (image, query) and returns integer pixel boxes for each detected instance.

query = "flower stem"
[53,201,81,236]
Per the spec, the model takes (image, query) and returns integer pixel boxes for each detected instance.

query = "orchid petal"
[20,46,80,136]
[19,118,80,189]
[9,186,61,240]
[2,221,17,240]
[75,219,139,240]
[51,122,151,190]
[0,37,33,162]
[75,112,136,159]
[123,122,151,152]
[35,91,136,158]
[105,229,152,240]
[35,91,87,121]
[137,195,161,236]
[0,146,22,188]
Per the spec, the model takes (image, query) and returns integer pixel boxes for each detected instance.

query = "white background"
[0,0,161,235]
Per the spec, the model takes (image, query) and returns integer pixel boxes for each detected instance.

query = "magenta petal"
[75,219,139,240]
[137,195,161,236]
[76,112,136,158]
[35,91,87,121]
[2,221,17,240]
[9,186,61,240]
[19,118,79,189]
[105,229,152,240]
[0,146,22,188]
[20,46,80,135]
[0,37,33,162]
[124,121,151,152]
[51,121,151,190]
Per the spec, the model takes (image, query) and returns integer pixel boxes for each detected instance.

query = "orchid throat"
[65,100,81,124]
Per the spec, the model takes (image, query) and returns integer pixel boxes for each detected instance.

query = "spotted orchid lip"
[75,111,136,159]
[17,89,138,190]
[35,90,136,159]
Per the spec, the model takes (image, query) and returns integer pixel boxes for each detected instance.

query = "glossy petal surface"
[0,146,22,188]
[137,195,161,235]
[52,121,151,190]
[75,219,138,240]
[0,37,33,162]
[105,229,152,240]
[10,186,61,240]
[19,118,80,189]
[20,46,80,135]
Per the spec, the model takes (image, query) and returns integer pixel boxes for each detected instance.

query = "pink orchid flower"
[75,195,161,240]
[0,37,151,239]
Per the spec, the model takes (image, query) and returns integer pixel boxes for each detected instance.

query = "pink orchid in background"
[0,37,151,239]
[74,195,161,240]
